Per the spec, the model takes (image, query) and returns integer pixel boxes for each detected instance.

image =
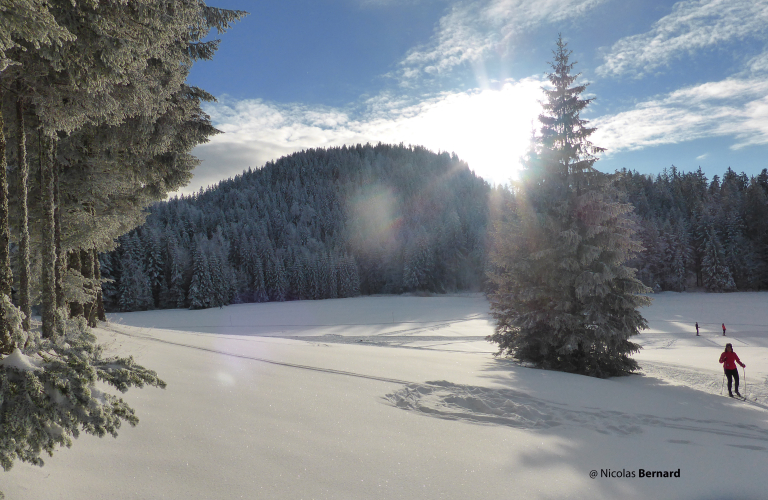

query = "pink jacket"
[719,351,744,370]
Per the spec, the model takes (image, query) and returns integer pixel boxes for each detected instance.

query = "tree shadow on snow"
[380,360,768,499]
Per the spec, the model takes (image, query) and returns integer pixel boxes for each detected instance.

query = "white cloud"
[394,0,605,85]
[179,78,545,196]
[696,153,708,160]
[358,0,444,5]
[597,0,768,78]
[747,51,768,74]
[592,75,768,154]
[186,73,768,197]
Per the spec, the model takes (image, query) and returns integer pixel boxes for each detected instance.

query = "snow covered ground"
[4,292,768,499]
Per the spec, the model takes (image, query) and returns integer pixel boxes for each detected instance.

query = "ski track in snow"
[107,292,768,452]
[638,360,768,406]
[281,334,488,350]
[106,325,413,385]
[111,322,768,445]
[10,294,768,500]
[384,380,768,445]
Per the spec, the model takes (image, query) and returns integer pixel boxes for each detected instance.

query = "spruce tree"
[327,252,339,299]
[4,0,246,333]
[0,0,75,349]
[273,257,288,302]
[167,236,187,308]
[0,6,245,493]
[118,236,152,312]
[187,247,210,310]
[347,255,361,297]
[701,226,736,292]
[209,253,225,307]
[487,36,651,377]
[252,254,268,303]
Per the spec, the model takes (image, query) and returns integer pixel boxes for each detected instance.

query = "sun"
[377,78,544,186]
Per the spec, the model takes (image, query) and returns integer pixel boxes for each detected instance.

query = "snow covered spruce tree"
[0,2,245,494]
[0,0,74,353]
[700,226,736,292]
[487,36,651,377]
[3,0,246,334]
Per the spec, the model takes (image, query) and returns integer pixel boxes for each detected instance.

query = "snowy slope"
[4,293,768,499]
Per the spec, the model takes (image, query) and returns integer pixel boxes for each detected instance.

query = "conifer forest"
[2,2,768,493]
[102,143,490,312]
[104,150,768,314]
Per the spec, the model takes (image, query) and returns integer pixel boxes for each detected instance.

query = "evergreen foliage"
[104,142,768,318]
[617,166,768,292]
[701,226,736,292]
[487,37,651,378]
[0,308,165,476]
[104,143,491,310]
[2,0,247,336]
[0,2,245,492]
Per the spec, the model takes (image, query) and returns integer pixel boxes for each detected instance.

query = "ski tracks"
[384,380,768,445]
[639,361,768,407]
[106,323,768,447]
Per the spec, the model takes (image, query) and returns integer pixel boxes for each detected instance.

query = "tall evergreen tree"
[701,226,736,292]
[187,247,211,310]
[118,235,152,312]
[0,0,75,351]
[0,6,246,491]
[487,36,651,377]
[167,235,187,308]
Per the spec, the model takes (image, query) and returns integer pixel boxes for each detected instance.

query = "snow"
[0,348,40,372]
[4,292,768,499]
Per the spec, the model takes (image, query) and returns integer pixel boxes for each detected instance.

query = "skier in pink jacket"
[719,343,745,398]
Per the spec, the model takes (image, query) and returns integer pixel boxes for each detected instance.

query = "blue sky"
[181,0,768,194]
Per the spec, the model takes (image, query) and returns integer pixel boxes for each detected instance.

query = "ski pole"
[743,366,746,399]
[720,373,725,395]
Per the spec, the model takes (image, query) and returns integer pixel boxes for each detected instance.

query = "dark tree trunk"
[0,91,15,354]
[68,250,84,318]
[94,248,106,321]
[81,248,97,327]
[54,162,64,309]
[16,94,31,332]
[41,136,56,338]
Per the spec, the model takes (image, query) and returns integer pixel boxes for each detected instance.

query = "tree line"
[104,150,768,315]
[103,143,491,312]
[618,166,768,293]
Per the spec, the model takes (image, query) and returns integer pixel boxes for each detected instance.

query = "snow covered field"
[4,292,768,499]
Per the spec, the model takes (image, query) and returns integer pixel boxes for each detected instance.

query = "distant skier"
[722,323,726,336]
[719,343,746,398]
[695,322,699,336]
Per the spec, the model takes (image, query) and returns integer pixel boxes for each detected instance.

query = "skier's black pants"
[725,368,740,394]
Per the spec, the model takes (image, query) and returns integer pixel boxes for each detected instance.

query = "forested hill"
[102,143,491,311]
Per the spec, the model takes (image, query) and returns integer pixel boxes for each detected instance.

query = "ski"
[724,394,753,403]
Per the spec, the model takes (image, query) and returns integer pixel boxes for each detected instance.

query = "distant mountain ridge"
[102,143,491,311]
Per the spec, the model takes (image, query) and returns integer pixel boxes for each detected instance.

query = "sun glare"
[376,78,544,186]
[183,78,546,197]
